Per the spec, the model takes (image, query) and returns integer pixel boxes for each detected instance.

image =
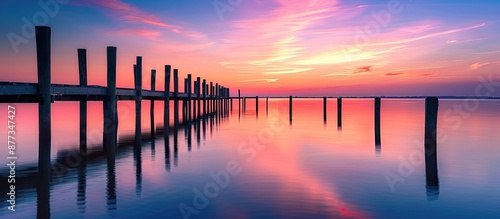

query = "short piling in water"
[238,89,241,112]
[337,98,342,128]
[266,97,269,116]
[375,97,381,146]
[134,57,143,146]
[150,69,156,139]
[289,96,293,123]
[425,97,439,186]
[36,26,52,176]
[164,65,171,143]
[187,74,192,122]
[103,46,117,155]
[256,96,259,115]
[78,48,87,152]
[323,97,327,123]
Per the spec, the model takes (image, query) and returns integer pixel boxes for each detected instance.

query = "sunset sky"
[1,0,499,96]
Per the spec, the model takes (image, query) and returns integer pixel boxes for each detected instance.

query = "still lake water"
[0,99,499,218]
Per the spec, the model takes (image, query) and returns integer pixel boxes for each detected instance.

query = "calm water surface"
[0,99,499,218]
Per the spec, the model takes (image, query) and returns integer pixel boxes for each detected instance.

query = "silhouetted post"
[323,97,327,123]
[337,98,342,128]
[205,84,209,112]
[193,81,197,120]
[229,88,232,111]
[103,46,117,155]
[375,97,381,146]
[202,79,207,115]
[173,70,179,129]
[196,77,201,118]
[266,97,269,116]
[135,57,143,146]
[183,78,187,123]
[238,89,241,112]
[150,69,156,139]
[187,74,192,122]
[210,82,213,113]
[256,96,259,115]
[36,26,51,183]
[164,65,171,143]
[78,48,87,152]
[289,96,293,122]
[425,97,439,186]
[215,83,219,113]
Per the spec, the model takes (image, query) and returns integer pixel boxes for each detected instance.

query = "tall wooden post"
[134,57,143,146]
[238,89,241,112]
[425,97,439,186]
[164,65,171,143]
[375,97,381,146]
[183,78,187,123]
[36,26,52,177]
[202,79,206,115]
[173,70,179,129]
[266,96,269,116]
[229,88,232,111]
[289,96,293,123]
[103,46,117,154]
[150,69,156,139]
[187,74,192,122]
[337,98,342,128]
[78,48,87,152]
[196,77,201,118]
[215,83,219,113]
[193,81,197,120]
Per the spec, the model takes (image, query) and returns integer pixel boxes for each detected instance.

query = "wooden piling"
[215,83,219,113]
[36,26,52,176]
[78,48,87,152]
[134,57,143,146]
[103,46,117,154]
[164,65,171,143]
[289,96,292,122]
[187,74,189,122]
[238,89,241,112]
[323,97,327,122]
[337,98,342,127]
[210,82,213,113]
[173,70,179,129]
[256,96,259,114]
[375,97,381,146]
[183,78,187,123]
[202,79,207,115]
[150,69,156,139]
[229,88,232,111]
[425,97,439,186]
[193,80,197,120]
[196,77,201,118]
[266,97,268,116]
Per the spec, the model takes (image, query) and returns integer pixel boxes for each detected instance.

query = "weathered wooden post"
[36,26,52,177]
[238,89,241,112]
[229,88,233,112]
[337,97,342,128]
[289,96,293,123]
[256,96,259,115]
[425,97,439,186]
[196,77,201,118]
[103,46,117,154]
[323,97,327,123]
[78,48,87,152]
[210,82,213,113]
[215,83,219,113]
[266,96,269,116]
[183,78,187,123]
[164,65,171,143]
[375,97,381,146]
[134,57,143,146]
[150,69,156,139]
[202,79,207,115]
[193,80,197,120]
[187,74,192,122]
[173,70,179,129]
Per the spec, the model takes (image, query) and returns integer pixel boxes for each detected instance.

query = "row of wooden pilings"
[35,26,232,178]
[240,95,439,186]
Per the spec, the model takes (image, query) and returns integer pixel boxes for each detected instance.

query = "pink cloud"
[82,0,205,39]
[470,62,490,70]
